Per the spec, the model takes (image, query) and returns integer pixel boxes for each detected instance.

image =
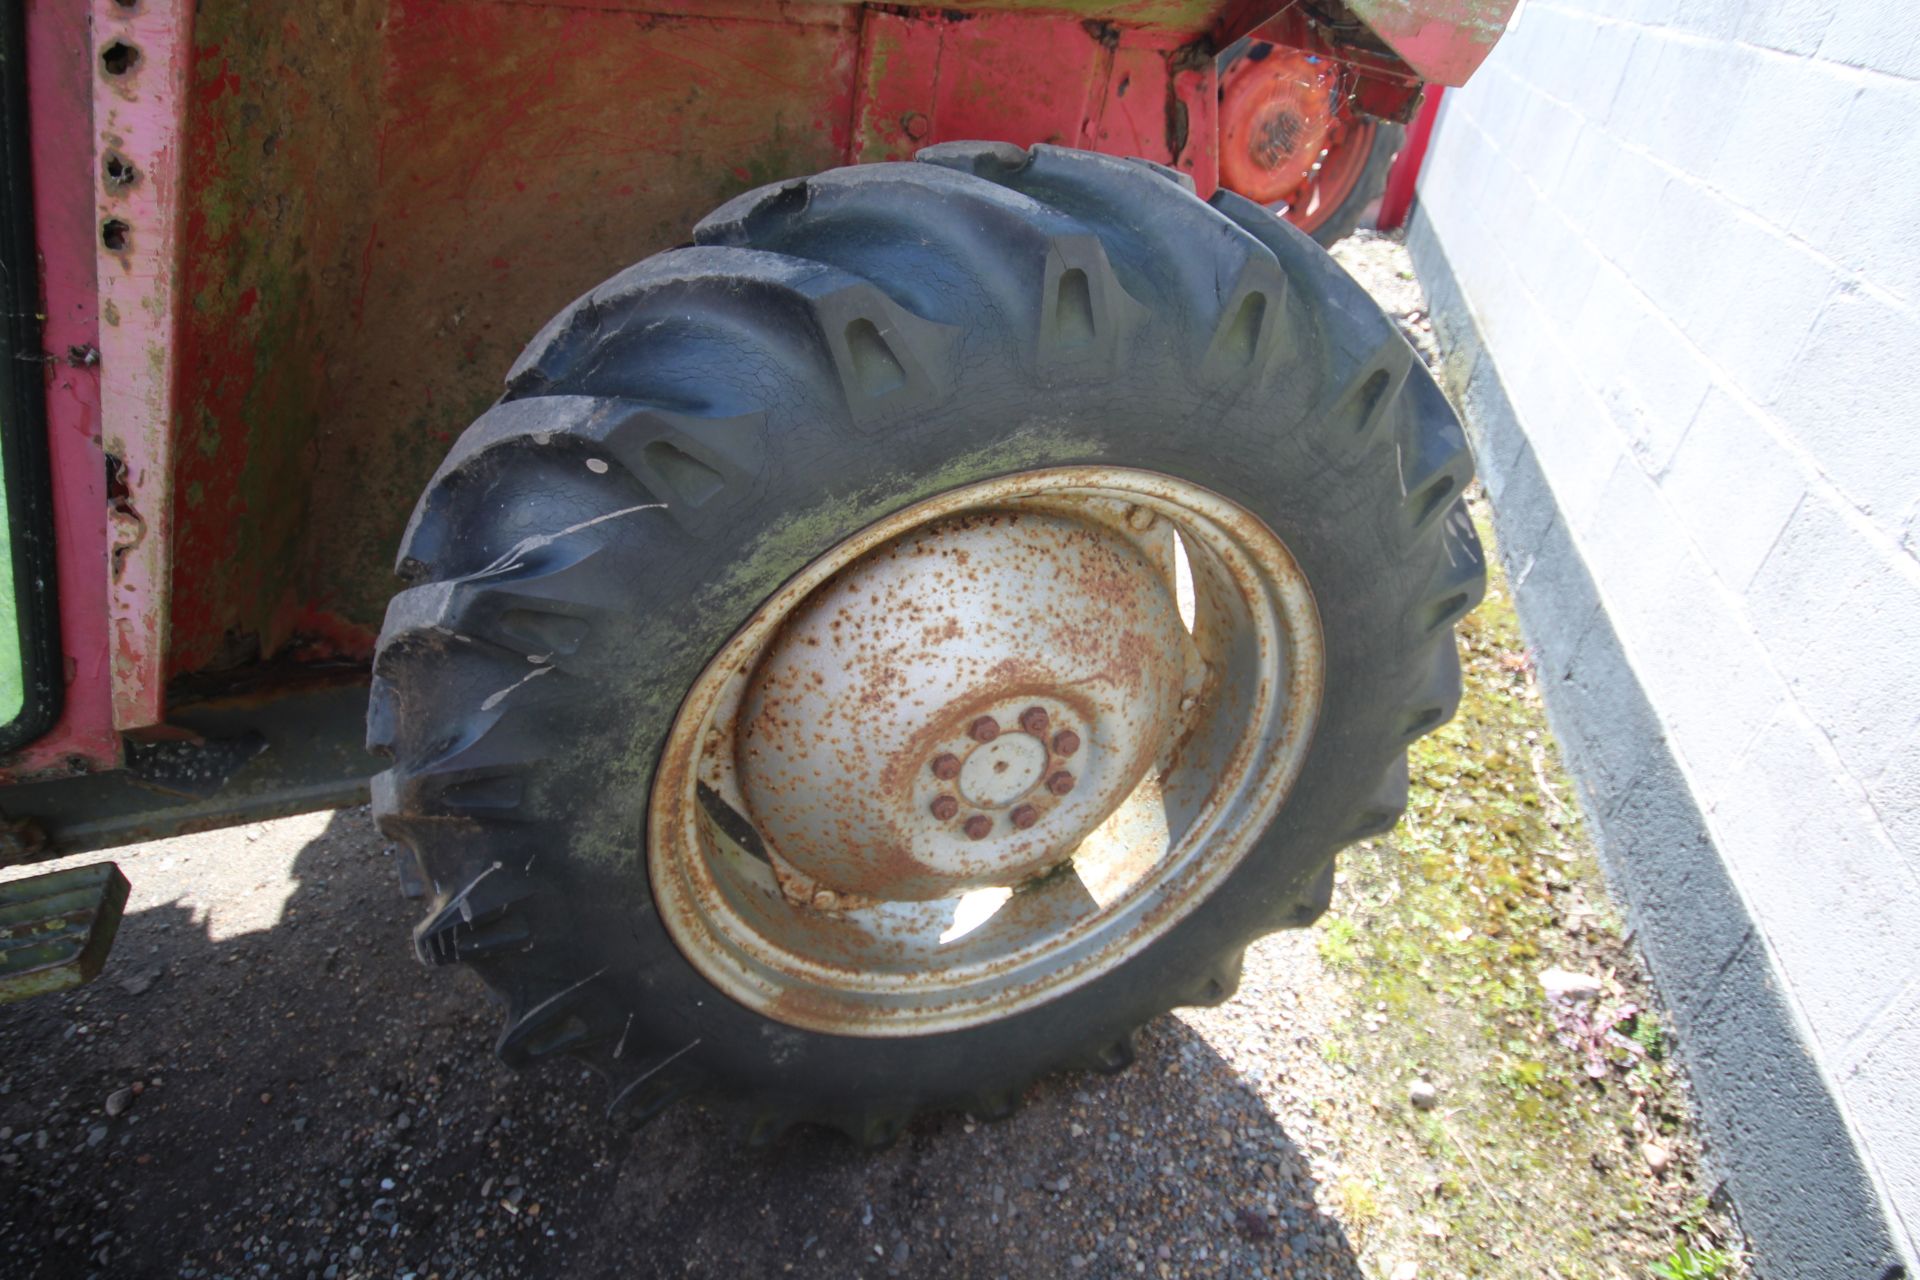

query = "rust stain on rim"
[647,467,1323,1037]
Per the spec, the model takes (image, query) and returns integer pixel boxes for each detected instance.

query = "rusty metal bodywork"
[3,0,1514,851]
[0,861,129,1000]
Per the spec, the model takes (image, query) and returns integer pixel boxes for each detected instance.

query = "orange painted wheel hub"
[1219,44,1377,236]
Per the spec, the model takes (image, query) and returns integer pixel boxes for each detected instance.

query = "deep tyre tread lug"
[697,163,1152,383]
[1199,257,1293,388]
[1036,237,1151,378]
[743,1111,795,1149]
[412,863,536,967]
[1400,374,1475,537]
[607,1071,698,1129]
[920,144,1283,365]
[1327,341,1415,446]
[366,674,399,758]
[1282,860,1337,928]
[1206,186,1418,439]
[1121,155,1197,192]
[496,983,619,1068]
[853,1113,905,1152]
[1400,639,1465,744]
[1187,951,1245,1008]
[967,1087,1020,1122]
[1422,499,1488,635]
[392,848,431,900]
[1089,1033,1137,1075]
[1341,756,1411,842]
[505,248,963,432]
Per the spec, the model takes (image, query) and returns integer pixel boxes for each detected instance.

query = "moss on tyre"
[367,143,1483,1143]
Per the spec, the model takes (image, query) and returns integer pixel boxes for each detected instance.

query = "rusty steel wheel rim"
[647,468,1323,1036]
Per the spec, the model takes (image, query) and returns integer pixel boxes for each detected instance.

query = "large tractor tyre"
[1219,37,1407,248]
[368,143,1483,1146]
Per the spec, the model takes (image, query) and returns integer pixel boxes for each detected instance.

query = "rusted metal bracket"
[94,0,193,732]
[0,861,130,1003]
[851,9,1221,193]
[0,675,378,862]
[123,730,269,800]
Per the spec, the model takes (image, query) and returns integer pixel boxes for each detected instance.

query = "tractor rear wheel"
[367,143,1482,1144]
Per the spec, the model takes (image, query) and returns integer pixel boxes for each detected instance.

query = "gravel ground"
[0,230,1737,1280]
[0,806,1366,1280]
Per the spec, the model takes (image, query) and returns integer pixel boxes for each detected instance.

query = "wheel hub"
[1219,47,1343,206]
[737,512,1187,901]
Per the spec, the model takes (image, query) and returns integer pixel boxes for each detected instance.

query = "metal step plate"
[0,862,131,1002]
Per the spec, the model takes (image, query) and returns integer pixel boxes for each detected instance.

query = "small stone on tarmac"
[1409,1080,1438,1111]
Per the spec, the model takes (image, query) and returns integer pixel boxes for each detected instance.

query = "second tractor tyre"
[1217,37,1407,247]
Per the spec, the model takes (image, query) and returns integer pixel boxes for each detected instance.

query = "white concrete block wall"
[1416,0,1920,1258]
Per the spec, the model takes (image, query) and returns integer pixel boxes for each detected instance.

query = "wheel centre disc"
[735,511,1188,900]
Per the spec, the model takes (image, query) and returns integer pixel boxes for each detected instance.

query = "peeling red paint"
[94,0,194,731]
[851,11,1219,192]
[5,0,118,779]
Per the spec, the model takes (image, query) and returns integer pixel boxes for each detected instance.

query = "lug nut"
[1047,770,1076,796]
[1019,706,1050,734]
[1011,804,1039,830]
[931,753,961,780]
[969,716,1000,743]
[930,794,959,821]
[963,814,993,840]
[1052,729,1080,757]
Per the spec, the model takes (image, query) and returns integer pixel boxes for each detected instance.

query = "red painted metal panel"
[8,1,118,779]
[1374,84,1442,232]
[94,0,193,731]
[851,11,1217,192]
[165,1,861,677]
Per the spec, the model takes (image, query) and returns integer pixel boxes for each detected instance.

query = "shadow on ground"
[0,807,1358,1279]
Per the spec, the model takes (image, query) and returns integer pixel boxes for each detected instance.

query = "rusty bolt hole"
[103,152,137,191]
[100,219,131,253]
[100,41,140,77]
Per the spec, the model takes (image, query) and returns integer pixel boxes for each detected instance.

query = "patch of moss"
[1306,498,1747,1277]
